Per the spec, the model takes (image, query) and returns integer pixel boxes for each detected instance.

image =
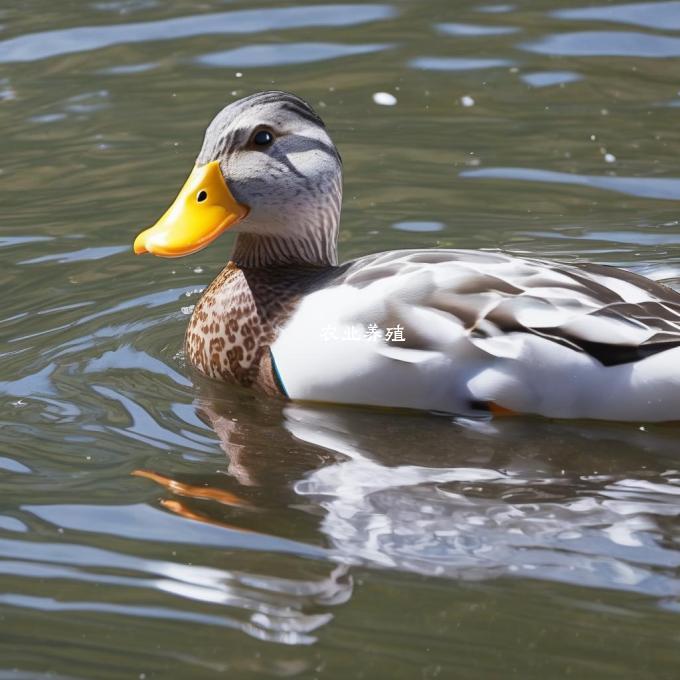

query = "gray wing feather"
[331,249,680,366]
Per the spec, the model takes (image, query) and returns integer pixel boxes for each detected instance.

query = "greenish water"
[2,0,680,677]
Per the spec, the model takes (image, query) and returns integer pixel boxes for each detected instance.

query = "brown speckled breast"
[186,262,337,395]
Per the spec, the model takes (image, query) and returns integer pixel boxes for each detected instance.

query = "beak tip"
[133,232,149,255]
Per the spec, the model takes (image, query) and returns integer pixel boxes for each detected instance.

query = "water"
[2,0,680,677]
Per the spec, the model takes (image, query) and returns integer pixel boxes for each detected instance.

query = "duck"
[134,90,680,422]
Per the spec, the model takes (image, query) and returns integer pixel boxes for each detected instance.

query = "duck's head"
[134,91,342,267]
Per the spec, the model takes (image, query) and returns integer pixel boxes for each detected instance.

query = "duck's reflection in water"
[140,381,680,642]
[282,404,680,589]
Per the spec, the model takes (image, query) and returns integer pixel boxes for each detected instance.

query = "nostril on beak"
[197,190,208,203]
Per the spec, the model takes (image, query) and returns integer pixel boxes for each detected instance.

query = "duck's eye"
[252,129,274,146]
[196,190,208,203]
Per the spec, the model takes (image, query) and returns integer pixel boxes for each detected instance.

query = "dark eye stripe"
[279,101,325,127]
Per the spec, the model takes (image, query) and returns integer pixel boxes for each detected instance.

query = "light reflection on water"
[3,0,680,677]
[0,5,395,63]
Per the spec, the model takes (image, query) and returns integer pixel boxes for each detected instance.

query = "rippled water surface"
[3,0,680,677]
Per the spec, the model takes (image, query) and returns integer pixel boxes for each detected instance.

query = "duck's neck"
[231,180,341,268]
[230,231,337,268]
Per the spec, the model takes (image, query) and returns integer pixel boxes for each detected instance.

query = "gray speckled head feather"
[194,91,343,267]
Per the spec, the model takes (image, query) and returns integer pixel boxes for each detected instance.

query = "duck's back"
[271,249,680,421]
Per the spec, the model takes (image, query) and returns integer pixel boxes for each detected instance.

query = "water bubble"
[373,92,397,106]
[392,221,445,233]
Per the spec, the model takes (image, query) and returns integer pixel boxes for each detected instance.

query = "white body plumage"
[272,250,680,421]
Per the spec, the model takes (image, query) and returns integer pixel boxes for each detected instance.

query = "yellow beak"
[134,161,249,257]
